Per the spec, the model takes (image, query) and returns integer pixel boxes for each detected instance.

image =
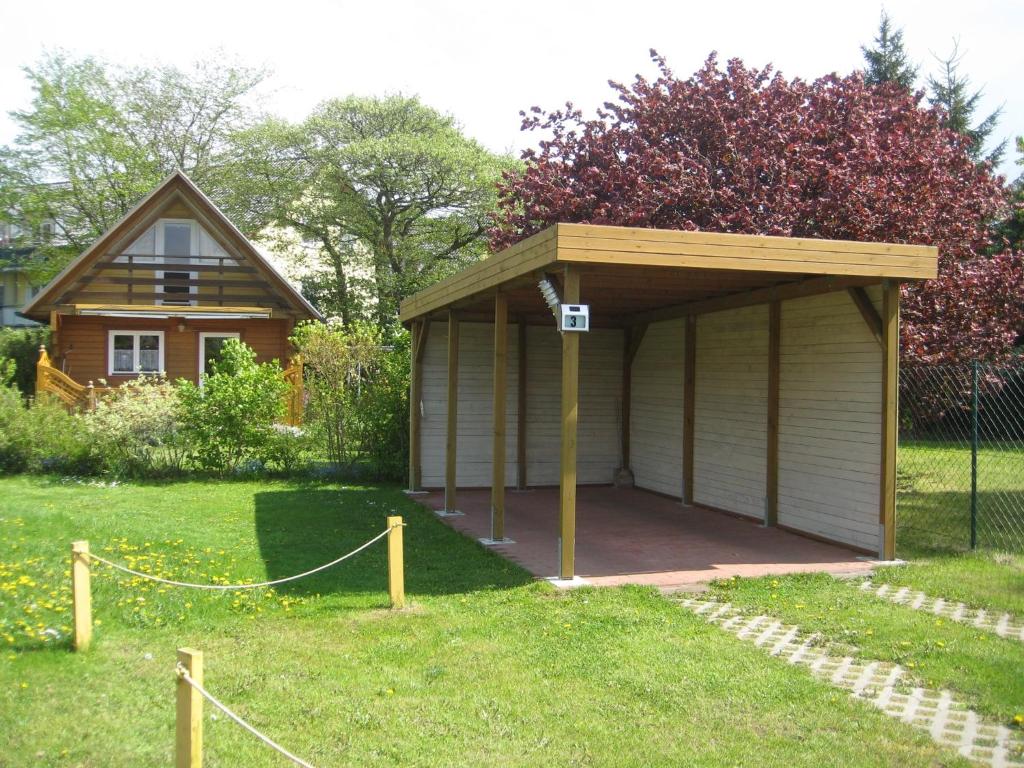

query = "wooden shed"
[399,224,938,580]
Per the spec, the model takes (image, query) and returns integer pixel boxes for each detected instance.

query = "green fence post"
[970,359,979,550]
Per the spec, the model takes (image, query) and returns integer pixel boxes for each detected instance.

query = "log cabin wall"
[55,315,292,385]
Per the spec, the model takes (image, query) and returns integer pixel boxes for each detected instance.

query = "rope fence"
[86,527,394,591]
[70,516,406,651]
[176,649,317,768]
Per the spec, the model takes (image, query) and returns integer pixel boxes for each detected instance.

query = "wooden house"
[22,171,321,415]
[400,224,939,580]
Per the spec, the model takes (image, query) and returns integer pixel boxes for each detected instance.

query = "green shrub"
[175,340,288,474]
[84,376,186,477]
[0,327,51,396]
[348,332,409,481]
[0,388,100,475]
[292,322,409,480]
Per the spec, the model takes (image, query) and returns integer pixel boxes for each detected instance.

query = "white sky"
[1,0,1021,180]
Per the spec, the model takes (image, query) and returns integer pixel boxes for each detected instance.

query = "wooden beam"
[880,281,899,560]
[620,324,647,471]
[847,286,884,346]
[555,223,938,277]
[408,319,428,491]
[399,226,558,322]
[516,318,528,490]
[624,275,878,327]
[445,311,460,513]
[766,301,781,526]
[682,315,697,504]
[559,265,581,580]
[491,293,508,541]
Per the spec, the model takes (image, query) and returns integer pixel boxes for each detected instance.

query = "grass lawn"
[898,440,1024,555]
[710,573,1024,725]
[0,476,967,767]
[874,551,1024,618]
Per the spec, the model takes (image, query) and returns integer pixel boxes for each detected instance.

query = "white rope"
[177,665,316,768]
[87,526,394,590]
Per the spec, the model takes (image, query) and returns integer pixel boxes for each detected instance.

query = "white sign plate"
[559,304,590,332]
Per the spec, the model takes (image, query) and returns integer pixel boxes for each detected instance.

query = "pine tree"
[861,10,918,90]
[927,41,1006,167]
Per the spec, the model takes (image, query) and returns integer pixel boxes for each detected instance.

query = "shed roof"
[399,223,938,327]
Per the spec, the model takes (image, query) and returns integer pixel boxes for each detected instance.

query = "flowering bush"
[84,376,186,477]
[262,423,312,474]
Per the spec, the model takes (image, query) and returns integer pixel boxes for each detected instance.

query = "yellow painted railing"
[281,355,304,427]
[35,347,110,410]
[36,346,304,425]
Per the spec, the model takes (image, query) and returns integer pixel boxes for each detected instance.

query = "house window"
[199,332,240,375]
[108,331,165,375]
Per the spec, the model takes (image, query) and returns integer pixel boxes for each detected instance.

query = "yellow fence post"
[387,516,405,609]
[71,541,92,651]
[176,648,203,768]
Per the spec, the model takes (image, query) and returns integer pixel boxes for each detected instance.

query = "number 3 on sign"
[559,304,590,332]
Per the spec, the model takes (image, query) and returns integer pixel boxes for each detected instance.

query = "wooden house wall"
[55,315,292,386]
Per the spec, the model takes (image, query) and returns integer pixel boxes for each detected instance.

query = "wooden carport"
[399,223,937,580]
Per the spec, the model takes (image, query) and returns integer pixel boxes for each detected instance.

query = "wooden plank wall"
[419,322,622,488]
[777,288,882,551]
[55,315,290,385]
[629,318,686,498]
[693,304,770,519]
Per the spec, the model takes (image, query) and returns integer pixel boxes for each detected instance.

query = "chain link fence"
[897,360,1024,555]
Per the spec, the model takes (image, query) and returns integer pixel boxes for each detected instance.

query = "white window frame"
[107,330,165,376]
[198,332,240,376]
[155,219,199,306]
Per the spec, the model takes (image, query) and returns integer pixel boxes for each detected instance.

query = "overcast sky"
[1,0,1020,180]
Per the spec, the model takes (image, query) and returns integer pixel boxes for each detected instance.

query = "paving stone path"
[677,597,1024,768]
[857,581,1024,643]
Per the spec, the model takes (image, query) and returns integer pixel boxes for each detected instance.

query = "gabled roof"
[22,170,323,322]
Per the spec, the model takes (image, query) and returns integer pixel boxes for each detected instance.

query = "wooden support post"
[880,281,899,560]
[559,266,581,580]
[682,316,697,505]
[408,320,427,491]
[176,648,203,768]
[387,516,405,609]
[766,301,781,526]
[35,346,50,398]
[491,293,508,541]
[71,540,91,652]
[445,311,460,513]
[516,318,528,490]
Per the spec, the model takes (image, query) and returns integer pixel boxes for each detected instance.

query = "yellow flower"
[1013,714,1023,725]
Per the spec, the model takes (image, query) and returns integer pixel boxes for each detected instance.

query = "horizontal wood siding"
[693,304,769,519]
[420,322,621,488]
[420,322,519,488]
[777,288,882,551]
[629,318,685,497]
[55,315,290,386]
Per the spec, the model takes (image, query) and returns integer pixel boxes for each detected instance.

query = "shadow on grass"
[253,486,533,598]
[898,489,1024,554]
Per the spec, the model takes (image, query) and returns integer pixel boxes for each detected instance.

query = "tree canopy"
[231,95,514,329]
[491,52,1021,363]
[0,52,267,280]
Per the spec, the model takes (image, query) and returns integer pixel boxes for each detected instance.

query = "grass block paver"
[678,597,1024,768]
[858,580,1024,643]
